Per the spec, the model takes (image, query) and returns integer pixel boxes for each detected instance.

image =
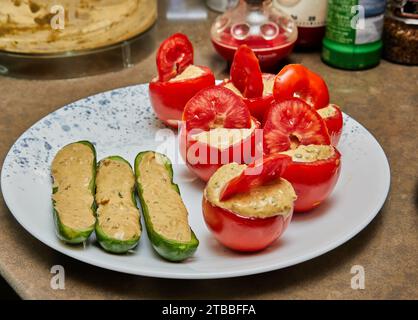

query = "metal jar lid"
[389,0,418,25]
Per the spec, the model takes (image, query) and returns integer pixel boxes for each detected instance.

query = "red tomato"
[246,94,275,124]
[220,154,291,200]
[179,118,261,182]
[221,74,275,123]
[149,66,215,128]
[202,196,293,252]
[318,104,343,146]
[246,73,275,122]
[156,33,194,82]
[281,147,341,212]
[263,99,331,154]
[230,45,264,99]
[183,86,252,131]
[273,64,330,109]
[181,86,259,181]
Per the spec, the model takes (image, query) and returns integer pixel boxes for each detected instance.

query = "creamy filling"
[95,159,140,241]
[137,152,191,242]
[205,163,296,218]
[51,143,95,230]
[262,75,274,96]
[191,120,256,150]
[169,65,205,82]
[223,81,243,97]
[280,144,335,163]
[317,104,338,118]
[223,75,274,97]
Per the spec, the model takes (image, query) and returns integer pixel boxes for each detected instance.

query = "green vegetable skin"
[134,151,199,262]
[52,141,97,244]
[95,156,141,254]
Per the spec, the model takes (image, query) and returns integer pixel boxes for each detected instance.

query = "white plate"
[1,84,390,279]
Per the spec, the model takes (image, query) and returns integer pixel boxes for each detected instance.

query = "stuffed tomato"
[221,45,275,122]
[280,145,341,212]
[317,104,343,146]
[273,64,343,144]
[180,86,261,182]
[202,154,296,252]
[149,33,215,128]
[263,99,341,212]
[222,73,275,123]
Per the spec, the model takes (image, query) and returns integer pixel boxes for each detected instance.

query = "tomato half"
[183,86,252,131]
[317,104,343,146]
[263,99,331,154]
[179,118,261,182]
[156,33,194,82]
[281,146,341,212]
[149,66,215,128]
[273,64,330,109]
[202,196,292,252]
[246,73,275,122]
[221,73,275,123]
[230,45,263,99]
[220,154,291,200]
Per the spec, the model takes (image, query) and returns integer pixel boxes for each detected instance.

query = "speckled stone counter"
[0,1,417,300]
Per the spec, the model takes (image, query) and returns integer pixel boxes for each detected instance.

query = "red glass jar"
[210,0,297,70]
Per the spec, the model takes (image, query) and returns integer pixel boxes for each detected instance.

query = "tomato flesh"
[183,86,252,131]
[246,73,275,122]
[263,99,331,154]
[273,64,330,109]
[221,74,275,123]
[156,33,194,82]
[230,45,263,99]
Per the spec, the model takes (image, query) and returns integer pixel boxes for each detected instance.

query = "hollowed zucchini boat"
[95,156,141,253]
[51,141,97,244]
[134,151,199,261]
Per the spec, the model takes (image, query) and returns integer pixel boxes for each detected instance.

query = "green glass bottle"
[322,0,386,70]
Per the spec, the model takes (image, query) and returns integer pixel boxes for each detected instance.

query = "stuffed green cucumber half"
[135,151,199,261]
[95,156,141,253]
[51,141,97,244]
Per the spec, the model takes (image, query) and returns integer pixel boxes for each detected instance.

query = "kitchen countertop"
[0,1,417,300]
